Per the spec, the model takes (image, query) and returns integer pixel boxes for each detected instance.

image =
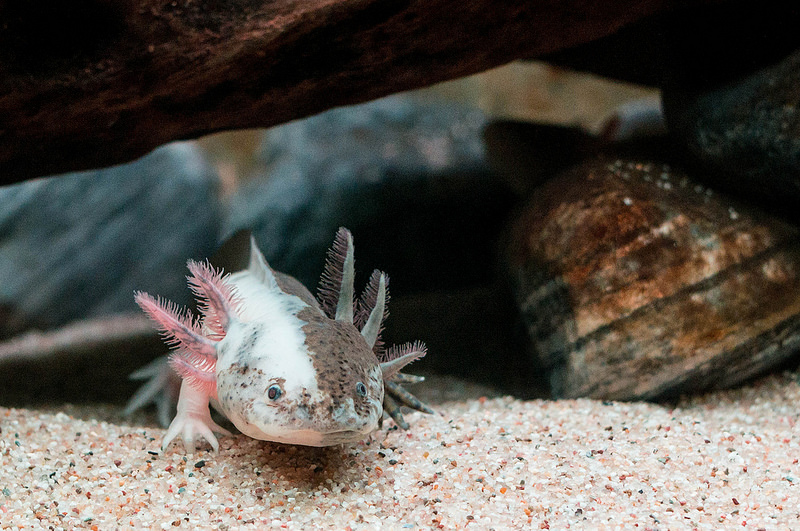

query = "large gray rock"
[664,48,800,218]
[0,143,222,338]
[226,95,511,293]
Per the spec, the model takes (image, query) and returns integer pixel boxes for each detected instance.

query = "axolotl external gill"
[134,228,431,452]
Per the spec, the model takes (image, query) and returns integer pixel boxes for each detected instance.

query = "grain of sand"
[2,373,800,530]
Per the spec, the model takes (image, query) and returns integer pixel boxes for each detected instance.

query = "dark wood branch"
[0,312,165,404]
[0,313,155,363]
[0,0,698,183]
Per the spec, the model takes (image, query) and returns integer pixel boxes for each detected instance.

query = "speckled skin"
[135,229,428,452]
[214,273,383,446]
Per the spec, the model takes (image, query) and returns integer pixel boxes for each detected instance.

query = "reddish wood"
[0,0,698,182]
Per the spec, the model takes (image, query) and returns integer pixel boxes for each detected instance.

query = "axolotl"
[134,228,431,452]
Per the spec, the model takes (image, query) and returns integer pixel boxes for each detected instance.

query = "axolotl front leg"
[135,260,237,452]
[164,380,231,452]
[124,356,229,450]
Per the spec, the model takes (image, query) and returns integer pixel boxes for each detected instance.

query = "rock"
[664,47,800,218]
[506,157,800,400]
[0,143,222,338]
[226,94,513,293]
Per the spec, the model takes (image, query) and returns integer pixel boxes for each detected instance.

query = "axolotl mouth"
[232,413,380,447]
[221,396,382,447]
[255,428,376,447]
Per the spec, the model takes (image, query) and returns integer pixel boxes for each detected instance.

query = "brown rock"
[507,158,800,400]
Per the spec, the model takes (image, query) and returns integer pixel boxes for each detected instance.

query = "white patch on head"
[212,269,381,446]
[214,271,318,435]
[223,271,319,393]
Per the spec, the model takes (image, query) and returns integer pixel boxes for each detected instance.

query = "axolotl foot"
[162,408,232,453]
[162,382,232,453]
[125,360,231,453]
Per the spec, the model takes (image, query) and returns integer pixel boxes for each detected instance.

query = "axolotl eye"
[267,384,282,400]
[355,382,367,397]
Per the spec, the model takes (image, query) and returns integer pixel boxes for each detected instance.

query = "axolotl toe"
[135,228,430,452]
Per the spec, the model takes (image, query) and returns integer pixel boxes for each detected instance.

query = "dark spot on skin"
[297,307,381,420]
[267,384,282,400]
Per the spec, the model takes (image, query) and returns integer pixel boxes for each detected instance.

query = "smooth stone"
[506,157,800,400]
[0,142,222,338]
[226,95,514,294]
[664,47,800,218]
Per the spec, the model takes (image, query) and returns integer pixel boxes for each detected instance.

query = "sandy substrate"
[2,373,800,530]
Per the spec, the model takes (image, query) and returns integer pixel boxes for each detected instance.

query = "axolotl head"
[214,304,385,446]
[210,229,395,447]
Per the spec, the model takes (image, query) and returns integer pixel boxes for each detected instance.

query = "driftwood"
[0,0,705,183]
[0,313,164,404]
[0,313,155,363]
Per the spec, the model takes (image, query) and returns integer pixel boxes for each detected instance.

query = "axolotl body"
[135,228,430,452]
